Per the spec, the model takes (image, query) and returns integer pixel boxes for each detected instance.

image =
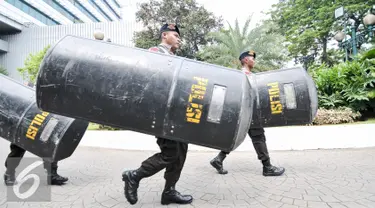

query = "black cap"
[160,23,180,36]
[239,50,256,61]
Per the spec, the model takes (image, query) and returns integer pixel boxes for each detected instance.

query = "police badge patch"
[167,24,176,30]
[149,47,159,52]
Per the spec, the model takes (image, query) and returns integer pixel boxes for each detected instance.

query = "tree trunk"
[321,37,328,64]
[193,38,199,53]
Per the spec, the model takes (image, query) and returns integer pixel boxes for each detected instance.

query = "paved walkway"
[0,139,375,208]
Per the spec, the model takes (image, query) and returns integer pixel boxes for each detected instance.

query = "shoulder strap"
[157,44,170,54]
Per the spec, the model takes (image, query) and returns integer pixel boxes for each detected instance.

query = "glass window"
[41,15,47,24]
[35,11,42,20]
[47,18,58,25]
[21,4,29,13]
[29,9,36,17]
[42,0,81,22]
[15,0,22,8]
[6,0,15,5]
[88,0,112,21]
[73,0,99,22]
[101,0,120,19]
[111,0,121,9]
[6,0,60,26]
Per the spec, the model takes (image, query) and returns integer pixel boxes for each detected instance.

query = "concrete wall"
[0,20,143,81]
[0,39,8,53]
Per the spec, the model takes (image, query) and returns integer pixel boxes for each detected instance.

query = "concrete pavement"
[0,139,375,208]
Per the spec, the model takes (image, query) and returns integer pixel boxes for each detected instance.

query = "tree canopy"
[133,0,223,59]
[197,16,290,72]
[269,0,373,65]
[17,45,50,83]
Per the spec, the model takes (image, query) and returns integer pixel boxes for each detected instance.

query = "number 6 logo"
[13,161,43,199]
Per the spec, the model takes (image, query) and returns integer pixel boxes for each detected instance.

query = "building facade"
[0,0,144,81]
[1,0,123,27]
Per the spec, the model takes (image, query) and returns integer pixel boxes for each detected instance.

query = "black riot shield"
[248,67,318,128]
[36,35,254,152]
[0,74,89,162]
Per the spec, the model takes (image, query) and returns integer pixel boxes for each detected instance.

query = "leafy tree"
[0,65,8,76]
[17,45,50,83]
[197,16,290,72]
[324,49,346,66]
[133,0,223,59]
[269,0,372,65]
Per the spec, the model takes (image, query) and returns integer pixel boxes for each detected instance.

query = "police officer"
[210,50,285,177]
[4,81,68,186]
[4,144,68,186]
[121,23,193,205]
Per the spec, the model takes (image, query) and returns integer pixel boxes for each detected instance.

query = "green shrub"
[310,54,375,113]
[312,107,361,125]
[0,66,8,76]
[17,45,50,83]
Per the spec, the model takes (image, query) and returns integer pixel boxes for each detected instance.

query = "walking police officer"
[122,23,193,205]
[3,82,68,186]
[210,50,286,177]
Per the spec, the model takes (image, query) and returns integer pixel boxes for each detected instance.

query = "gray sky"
[117,0,279,29]
[117,0,297,67]
[196,0,279,29]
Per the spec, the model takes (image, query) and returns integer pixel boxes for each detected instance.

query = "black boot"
[47,167,68,185]
[210,152,228,174]
[161,185,193,205]
[4,171,16,186]
[262,159,285,176]
[122,169,145,205]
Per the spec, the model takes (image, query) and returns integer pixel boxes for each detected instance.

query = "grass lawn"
[88,123,101,130]
[349,118,375,125]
